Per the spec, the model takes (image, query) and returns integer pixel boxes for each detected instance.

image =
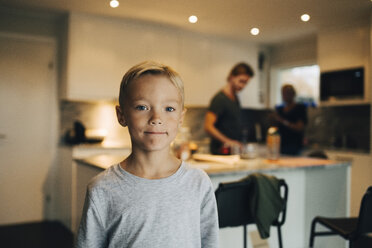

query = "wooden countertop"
[75,154,350,176]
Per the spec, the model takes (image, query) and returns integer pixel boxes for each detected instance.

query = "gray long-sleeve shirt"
[76,162,219,248]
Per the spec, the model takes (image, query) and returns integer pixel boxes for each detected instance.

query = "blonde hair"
[118,61,185,109]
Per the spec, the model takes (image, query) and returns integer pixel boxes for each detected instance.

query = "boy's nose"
[149,119,163,125]
[149,113,163,126]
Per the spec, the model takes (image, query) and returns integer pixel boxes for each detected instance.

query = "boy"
[76,61,219,248]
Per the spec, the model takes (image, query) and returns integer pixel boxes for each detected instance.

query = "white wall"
[65,12,263,108]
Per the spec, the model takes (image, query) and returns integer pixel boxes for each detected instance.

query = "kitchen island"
[73,154,350,248]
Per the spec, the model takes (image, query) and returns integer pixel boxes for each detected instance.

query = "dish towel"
[240,173,285,239]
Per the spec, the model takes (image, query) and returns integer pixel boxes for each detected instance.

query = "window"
[273,65,320,107]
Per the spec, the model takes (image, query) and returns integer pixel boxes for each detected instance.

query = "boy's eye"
[166,107,175,112]
[135,105,148,111]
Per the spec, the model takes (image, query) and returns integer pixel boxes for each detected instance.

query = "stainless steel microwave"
[320,67,364,101]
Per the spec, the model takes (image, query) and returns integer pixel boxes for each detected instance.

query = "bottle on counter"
[266,126,280,160]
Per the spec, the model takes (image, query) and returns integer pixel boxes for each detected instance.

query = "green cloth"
[240,173,285,239]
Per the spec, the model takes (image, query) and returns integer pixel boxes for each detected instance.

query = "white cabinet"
[62,13,183,101]
[63,13,148,101]
[61,13,261,106]
[326,150,372,216]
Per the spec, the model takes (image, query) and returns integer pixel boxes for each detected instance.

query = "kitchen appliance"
[320,67,364,101]
[64,121,107,145]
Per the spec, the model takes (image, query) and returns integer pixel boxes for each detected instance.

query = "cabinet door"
[326,150,372,216]
[63,13,262,105]
[64,13,148,101]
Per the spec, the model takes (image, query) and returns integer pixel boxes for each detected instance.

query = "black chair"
[215,177,288,248]
[309,186,372,248]
[0,221,73,248]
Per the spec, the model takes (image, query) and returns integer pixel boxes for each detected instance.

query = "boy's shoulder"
[182,162,212,185]
[183,162,207,176]
[87,164,122,193]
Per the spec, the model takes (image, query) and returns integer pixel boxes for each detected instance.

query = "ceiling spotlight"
[110,0,119,8]
[188,15,198,24]
[250,28,259,36]
[301,14,310,22]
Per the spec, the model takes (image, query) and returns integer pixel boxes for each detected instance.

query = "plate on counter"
[192,154,240,165]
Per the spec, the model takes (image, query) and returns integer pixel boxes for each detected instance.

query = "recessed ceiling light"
[250,28,259,36]
[301,14,310,22]
[110,0,119,8]
[188,15,198,24]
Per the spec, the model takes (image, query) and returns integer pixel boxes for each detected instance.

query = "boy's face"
[116,74,185,152]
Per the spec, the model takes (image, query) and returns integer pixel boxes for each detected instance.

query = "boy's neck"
[120,149,182,179]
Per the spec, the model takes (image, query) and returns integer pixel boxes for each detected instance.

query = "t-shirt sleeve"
[200,177,219,248]
[76,189,107,248]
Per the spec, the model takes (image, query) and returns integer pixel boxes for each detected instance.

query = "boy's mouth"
[144,131,167,135]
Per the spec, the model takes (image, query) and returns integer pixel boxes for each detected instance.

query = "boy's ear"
[179,108,187,127]
[116,105,127,127]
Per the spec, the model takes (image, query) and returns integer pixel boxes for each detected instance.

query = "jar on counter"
[266,126,280,160]
[241,143,258,159]
[173,127,191,160]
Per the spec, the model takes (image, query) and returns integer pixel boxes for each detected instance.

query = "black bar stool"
[309,186,372,248]
[215,174,288,248]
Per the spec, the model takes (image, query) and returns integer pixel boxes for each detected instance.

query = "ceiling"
[1,0,371,45]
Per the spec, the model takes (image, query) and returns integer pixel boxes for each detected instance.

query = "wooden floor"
[0,221,73,248]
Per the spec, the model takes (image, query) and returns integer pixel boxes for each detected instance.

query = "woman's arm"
[280,118,305,132]
[272,110,305,132]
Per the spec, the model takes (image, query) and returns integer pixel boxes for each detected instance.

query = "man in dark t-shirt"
[205,63,254,155]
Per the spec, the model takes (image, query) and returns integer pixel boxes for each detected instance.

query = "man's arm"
[204,111,242,147]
